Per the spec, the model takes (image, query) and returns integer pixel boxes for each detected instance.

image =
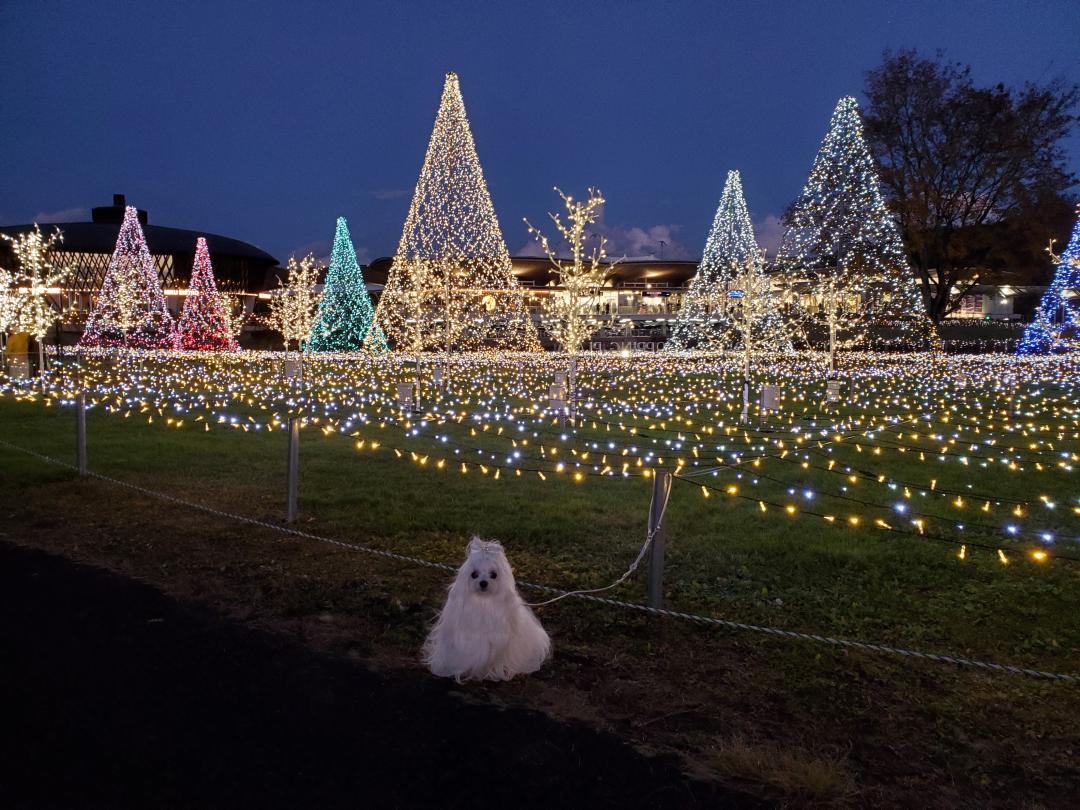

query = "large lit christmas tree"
[80,205,174,348]
[665,170,790,352]
[174,237,238,351]
[309,217,386,352]
[1018,208,1080,355]
[775,96,928,369]
[372,72,539,353]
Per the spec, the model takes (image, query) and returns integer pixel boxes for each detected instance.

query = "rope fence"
[1,436,1076,685]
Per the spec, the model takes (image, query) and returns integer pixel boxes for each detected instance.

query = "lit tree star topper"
[372,72,540,353]
[309,217,386,352]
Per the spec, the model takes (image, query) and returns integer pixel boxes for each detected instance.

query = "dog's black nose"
[478,580,488,590]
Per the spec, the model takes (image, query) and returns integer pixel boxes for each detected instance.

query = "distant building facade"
[0,194,279,337]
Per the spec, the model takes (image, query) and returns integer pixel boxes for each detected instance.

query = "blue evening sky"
[1,0,1077,264]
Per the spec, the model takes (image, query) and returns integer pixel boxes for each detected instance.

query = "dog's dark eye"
[470,571,478,579]
[490,571,497,579]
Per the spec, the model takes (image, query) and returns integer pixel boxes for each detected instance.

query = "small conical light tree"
[373,72,539,353]
[309,217,386,352]
[80,206,174,349]
[1018,208,1080,355]
[666,170,790,353]
[525,187,614,353]
[174,238,239,351]
[776,97,929,371]
[2,224,72,371]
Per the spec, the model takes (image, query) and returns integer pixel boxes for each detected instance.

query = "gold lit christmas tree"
[373,72,539,353]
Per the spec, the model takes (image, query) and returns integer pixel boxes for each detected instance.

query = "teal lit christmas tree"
[308,217,386,352]
[174,237,238,351]
[665,170,790,352]
[1018,207,1080,355]
[776,96,929,369]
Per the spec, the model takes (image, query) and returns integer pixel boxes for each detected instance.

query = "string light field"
[4,350,1079,571]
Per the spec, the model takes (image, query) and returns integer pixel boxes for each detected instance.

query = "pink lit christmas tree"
[174,237,238,351]
[79,205,174,348]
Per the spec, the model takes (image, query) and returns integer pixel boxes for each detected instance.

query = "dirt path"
[0,542,758,809]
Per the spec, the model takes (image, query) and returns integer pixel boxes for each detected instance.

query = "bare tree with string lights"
[525,187,615,354]
[2,224,71,371]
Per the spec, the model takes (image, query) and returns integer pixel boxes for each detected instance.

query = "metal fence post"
[647,469,671,609]
[76,392,87,475]
[286,416,300,522]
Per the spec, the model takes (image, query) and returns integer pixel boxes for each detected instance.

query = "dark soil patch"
[0,542,758,809]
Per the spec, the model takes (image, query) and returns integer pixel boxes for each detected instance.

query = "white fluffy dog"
[423,537,551,681]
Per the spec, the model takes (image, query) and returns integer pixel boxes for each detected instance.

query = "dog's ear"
[467,536,484,555]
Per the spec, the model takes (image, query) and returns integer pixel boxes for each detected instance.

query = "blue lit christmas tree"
[1018,208,1080,355]
[308,217,386,352]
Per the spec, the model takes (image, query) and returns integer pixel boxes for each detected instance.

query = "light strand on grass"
[523,467,672,607]
[1,438,1075,684]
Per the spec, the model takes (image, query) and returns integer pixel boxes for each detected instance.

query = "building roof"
[0,221,279,266]
[0,194,278,267]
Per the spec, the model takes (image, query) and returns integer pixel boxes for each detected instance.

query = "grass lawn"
[1,351,1078,807]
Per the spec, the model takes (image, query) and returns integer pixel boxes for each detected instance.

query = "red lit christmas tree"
[174,237,239,351]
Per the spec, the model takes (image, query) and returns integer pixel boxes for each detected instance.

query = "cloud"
[515,204,693,261]
[287,238,371,268]
[753,213,786,257]
[33,206,89,224]
[516,238,548,258]
[602,223,692,261]
[367,189,410,201]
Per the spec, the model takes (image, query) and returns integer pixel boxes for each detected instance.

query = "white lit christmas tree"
[80,206,175,349]
[174,237,238,351]
[775,97,928,370]
[665,170,790,353]
[372,72,539,353]
[1018,207,1080,355]
[309,217,386,352]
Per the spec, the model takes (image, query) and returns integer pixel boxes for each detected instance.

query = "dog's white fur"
[423,537,550,681]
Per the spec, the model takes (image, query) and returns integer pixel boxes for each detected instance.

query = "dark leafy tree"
[863,49,1078,322]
